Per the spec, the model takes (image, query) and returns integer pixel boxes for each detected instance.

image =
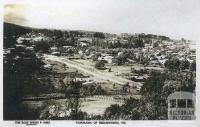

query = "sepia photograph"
[1,0,199,126]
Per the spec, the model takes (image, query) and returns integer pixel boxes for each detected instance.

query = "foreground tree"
[4,48,43,120]
[104,104,121,120]
[139,71,167,120]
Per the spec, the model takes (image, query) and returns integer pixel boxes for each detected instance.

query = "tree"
[113,52,130,65]
[22,40,33,46]
[93,32,105,39]
[64,81,86,120]
[134,39,144,48]
[67,97,82,119]
[91,52,101,61]
[4,48,44,120]
[153,42,159,48]
[95,60,105,69]
[159,35,170,41]
[103,72,168,120]
[104,104,121,120]
[94,85,105,95]
[180,59,190,70]
[103,97,141,120]
[53,30,63,39]
[108,68,111,72]
[140,71,166,96]
[34,41,50,53]
[139,71,167,120]
[190,61,196,71]
[122,97,139,115]
[164,57,181,72]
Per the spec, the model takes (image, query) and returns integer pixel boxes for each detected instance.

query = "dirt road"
[44,54,142,88]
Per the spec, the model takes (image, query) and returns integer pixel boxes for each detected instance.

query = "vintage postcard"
[0,0,199,127]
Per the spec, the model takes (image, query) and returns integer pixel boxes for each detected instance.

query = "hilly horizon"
[4,22,174,40]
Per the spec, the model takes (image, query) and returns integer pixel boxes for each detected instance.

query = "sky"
[3,0,200,40]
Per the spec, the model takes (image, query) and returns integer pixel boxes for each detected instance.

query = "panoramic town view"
[3,1,197,121]
[3,22,196,120]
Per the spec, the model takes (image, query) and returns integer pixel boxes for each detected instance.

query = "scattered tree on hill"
[134,39,144,48]
[93,32,105,39]
[34,41,50,53]
[95,60,105,69]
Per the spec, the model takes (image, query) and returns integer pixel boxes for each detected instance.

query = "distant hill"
[3,22,33,48]
[4,22,32,38]
[4,22,171,39]
[3,22,108,38]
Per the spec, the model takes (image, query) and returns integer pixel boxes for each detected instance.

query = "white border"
[0,0,200,127]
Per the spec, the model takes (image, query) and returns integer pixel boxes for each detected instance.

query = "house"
[63,46,72,49]
[16,44,26,48]
[127,58,136,64]
[78,38,92,43]
[158,59,167,65]
[128,75,147,82]
[80,42,88,47]
[26,46,34,51]
[73,78,86,83]
[149,60,160,67]
[51,52,60,56]
[118,52,123,56]
[43,64,52,71]
[98,54,113,64]
[82,81,96,86]
[166,50,173,55]
[50,47,58,52]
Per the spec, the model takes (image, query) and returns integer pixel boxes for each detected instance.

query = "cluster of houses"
[13,31,196,69]
[4,31,196,95]
[17,32,50,44]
